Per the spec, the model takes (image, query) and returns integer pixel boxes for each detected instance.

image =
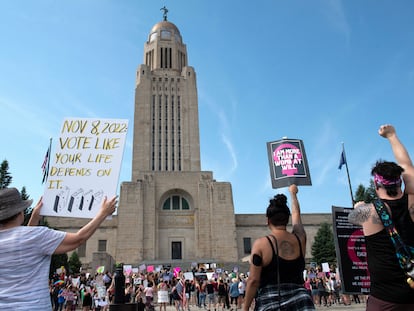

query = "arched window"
[162,195,190,210]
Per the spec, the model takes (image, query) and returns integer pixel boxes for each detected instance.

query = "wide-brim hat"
[0,187,33,221]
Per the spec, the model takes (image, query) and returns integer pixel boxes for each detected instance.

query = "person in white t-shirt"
[237,275,246,309]
[0,187,117,311]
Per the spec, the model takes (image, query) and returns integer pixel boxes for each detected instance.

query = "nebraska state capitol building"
[47,15,331,271]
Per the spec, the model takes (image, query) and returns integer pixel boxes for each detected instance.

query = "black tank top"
[382,194,414,245]
[365,194,414,303]
[259,234,305,288]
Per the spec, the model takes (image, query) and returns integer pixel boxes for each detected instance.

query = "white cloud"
[198,89,239,179]
[221,134,238,173]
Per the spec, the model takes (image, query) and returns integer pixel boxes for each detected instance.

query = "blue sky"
[1,0,413,214]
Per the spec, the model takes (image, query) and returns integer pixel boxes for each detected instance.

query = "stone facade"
[46,212,332,271]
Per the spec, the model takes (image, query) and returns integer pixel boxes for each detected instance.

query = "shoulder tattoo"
[348,205,371,225]
[279,240,295,257]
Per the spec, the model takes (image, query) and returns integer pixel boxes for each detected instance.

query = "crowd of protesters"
[47,265,365,310]
[305,267,366,307]
[47,267,248,311]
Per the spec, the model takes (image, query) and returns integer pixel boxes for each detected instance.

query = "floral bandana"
[374,173,402,187]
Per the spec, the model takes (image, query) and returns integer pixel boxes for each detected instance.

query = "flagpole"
[42,138,52,184]
[46,138,52,178]
[342,142,355,206]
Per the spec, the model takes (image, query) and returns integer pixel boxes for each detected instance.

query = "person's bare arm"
[379,124,414,194]
[54,196,117,254]
[289,184,305,237]
[243,239,263,311]
[27,197,42,226]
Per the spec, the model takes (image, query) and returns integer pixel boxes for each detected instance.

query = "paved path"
[74,301,367,310]
[166,304,367,311]
[315,303,366,311]
[95,303,367,311]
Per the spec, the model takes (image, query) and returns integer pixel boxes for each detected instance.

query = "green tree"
[0,160,12,188]
[68,251,82,274]
[21,187,33,225]
[355,184,366,202]
[366,179,377,202]
[311,222,336,266]
[354,179,377,203]
[20,186,29,200]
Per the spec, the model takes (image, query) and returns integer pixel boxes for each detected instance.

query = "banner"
[42,118,128,218]
[332,206,370,294]
[267,138,311,188]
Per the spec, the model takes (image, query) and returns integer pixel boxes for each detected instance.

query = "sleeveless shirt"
[259,234,305,288]
[365,194,414,303]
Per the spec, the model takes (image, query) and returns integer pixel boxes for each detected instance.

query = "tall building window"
[177,96,181,170]
[165,95,168,170]
[151,95,156,170]
[171,95,175,171]
[77,242,86,257]
[159,95,162,170]
[243,237,251,254]
[98,240,107,252]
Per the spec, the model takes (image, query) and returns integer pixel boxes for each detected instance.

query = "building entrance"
[172,241,182,260]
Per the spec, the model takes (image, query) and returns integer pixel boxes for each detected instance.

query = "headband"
[374,173,402,187]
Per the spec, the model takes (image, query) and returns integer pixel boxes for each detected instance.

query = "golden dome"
[150,21,180,35]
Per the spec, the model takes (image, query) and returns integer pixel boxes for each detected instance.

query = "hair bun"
[266,193,290,221]
[273,194,287,206]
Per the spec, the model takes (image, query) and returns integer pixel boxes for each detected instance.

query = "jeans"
[199,293,206,306]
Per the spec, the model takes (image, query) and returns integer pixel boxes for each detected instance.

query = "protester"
[0,187,117,310]
[55,285,66,311]
[82,288,93,311]
[144,281,155,310]
[217,279,226,311]
[137,297,146,311]
[243,184,315,311]
[198,280,207,309]
[206,279,216,311]
[64,285,77,311]
[157,280,169,311]
[237,275,245,309]
[172,277,185,311]
[348,124,414,310]
[229,278,239,309]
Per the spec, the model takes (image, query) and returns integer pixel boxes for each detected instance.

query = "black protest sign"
[267,139,311,189]
[332,206,370,294]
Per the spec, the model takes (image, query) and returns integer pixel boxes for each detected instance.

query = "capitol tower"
[115,10,238,265]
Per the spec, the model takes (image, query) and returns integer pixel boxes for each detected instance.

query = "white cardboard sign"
[41,118,128,219]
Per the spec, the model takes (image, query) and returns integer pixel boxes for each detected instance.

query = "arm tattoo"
[348,205,371,225]
[292,224,305,236]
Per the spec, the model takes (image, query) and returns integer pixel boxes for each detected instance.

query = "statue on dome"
[160,6,168,21]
